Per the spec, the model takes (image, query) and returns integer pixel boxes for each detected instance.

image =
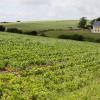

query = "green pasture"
[1,20,79,32]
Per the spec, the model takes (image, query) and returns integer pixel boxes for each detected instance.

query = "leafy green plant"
[0,32,100,100]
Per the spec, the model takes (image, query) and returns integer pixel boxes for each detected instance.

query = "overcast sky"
[0,0,100,21]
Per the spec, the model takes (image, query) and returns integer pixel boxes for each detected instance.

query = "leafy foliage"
[45,30,100,43]
[90,17,100,26]
[58,34,85,41]
[78,17,87,29]
[6,28,22,33]
[23,31,38,35]
[0,32,100,100]
[0,25,5,32]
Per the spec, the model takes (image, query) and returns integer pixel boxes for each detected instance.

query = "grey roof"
[93,21,100,27]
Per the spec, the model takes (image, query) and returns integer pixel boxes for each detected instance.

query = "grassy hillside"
[0,32,100,100]
[1,20,100,43]
[45,30,93,38]
[44,30,100,42]
[1,20,79,32]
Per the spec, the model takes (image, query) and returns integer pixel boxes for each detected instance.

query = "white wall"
[92,26,100,33]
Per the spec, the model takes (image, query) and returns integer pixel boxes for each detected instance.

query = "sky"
[0,0,100,21]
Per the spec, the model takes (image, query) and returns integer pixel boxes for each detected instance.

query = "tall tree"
[78,17,87,29]
[90,19,96,26]
[90,17,100,26]
[96,17,100,21]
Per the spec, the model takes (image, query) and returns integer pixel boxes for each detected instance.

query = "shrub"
[31,31,38,35]
[84,37,95,42]
[85,25,92,29]
[1,22,9,23]
[68,27,73,30]
[24,31,38,36]
[95,39,100,43]
[40,33,47,37]
[6,28,22,34]
[58,35,71,39]
[58,34,85,41]
[0,25,5,31]
[17,21,21,22]
[72,34,85,41]
[0,89,3,99]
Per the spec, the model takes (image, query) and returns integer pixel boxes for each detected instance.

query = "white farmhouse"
[92,21,100,33]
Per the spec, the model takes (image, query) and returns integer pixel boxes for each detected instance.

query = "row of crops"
[0,32,100,100]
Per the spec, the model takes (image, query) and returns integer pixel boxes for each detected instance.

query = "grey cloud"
[20,0,52,5]
[0,0,100,21]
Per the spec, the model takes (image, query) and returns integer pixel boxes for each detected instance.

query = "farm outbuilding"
[92,21,100,33]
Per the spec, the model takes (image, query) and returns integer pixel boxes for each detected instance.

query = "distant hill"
[1,20,79,32]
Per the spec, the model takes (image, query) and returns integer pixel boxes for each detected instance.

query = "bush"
[85,25,92,29]
[84,37,95,42]
[72,34,85,41]
[31,31,38,35]
[1,22,9,23]
[24,31,38,35]
[17,21,21,22]
[0,89,3,99]
[40,33,47,37]
[58,35,71,39]
[68,27,73,30]
[0,25,5,31]
[6,28,22,34]
[58,34,85,41]
[95,39,100,43]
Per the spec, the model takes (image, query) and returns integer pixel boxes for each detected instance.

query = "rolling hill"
[0,32,100,100]
[1,20,100,43]
[1,20,79,32]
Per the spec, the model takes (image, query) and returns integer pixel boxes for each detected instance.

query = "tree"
[78,17,87,29]
[96,17,100,21]
[0,25,5,31]
[90,17,100,26]
[90,19,96,26]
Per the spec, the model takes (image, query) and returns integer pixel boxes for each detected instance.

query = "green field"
[0,32,100,100]
[1,20,100,43]
[44,30,92,38]
[44,30,100,41]
[1,20,79,32]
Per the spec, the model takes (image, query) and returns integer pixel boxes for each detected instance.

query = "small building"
[92,21,100,33]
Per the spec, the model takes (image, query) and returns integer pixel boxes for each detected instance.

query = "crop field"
[0,32,100,100]
[1,20,79,32]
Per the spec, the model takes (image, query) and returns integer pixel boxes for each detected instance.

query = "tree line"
[0,25,39,35]
[78,17,100,29]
